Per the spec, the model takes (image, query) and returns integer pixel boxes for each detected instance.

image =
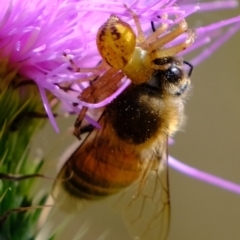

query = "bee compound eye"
[165,65,183,84]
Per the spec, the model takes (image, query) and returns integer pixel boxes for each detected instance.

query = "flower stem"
[0,60,52,240]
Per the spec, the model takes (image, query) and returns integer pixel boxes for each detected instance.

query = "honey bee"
[54,6,195,240]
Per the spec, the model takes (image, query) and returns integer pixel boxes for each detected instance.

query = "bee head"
[149,57,192,96]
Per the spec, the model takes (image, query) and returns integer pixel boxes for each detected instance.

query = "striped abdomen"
[60,131,142,200]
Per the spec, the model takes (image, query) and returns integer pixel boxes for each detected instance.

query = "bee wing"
[53,111,170,239]
[51,120,105,212]
[111,139,170,240]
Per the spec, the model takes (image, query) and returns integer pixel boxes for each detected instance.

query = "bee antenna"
[151,15,161,32]
[151,21,156,32]
[183,60,194,77]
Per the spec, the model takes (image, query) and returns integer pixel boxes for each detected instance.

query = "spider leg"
[148,18,190,53]
[74,69,124,138]
[150,29,195,65]
[63,52,108,75]
[145,14,169,44]
[124,4,145,43]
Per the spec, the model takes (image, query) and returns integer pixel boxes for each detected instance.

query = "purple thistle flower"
[1,0,240,206]
[1,0,239,129]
